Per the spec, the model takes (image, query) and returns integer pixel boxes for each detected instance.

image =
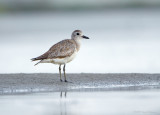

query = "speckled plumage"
[31,30,89,82]
[35,39,77,60]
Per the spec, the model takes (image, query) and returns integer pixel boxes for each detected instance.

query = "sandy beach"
[0,73,160,115]
[0,73,160,94]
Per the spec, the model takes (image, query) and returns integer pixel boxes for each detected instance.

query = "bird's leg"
[59,64,62,82]
[63,64,67,82]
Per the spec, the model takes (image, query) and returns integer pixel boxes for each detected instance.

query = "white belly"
[40,51,77,65]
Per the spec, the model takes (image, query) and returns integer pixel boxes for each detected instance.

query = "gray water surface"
[0,90,160,115]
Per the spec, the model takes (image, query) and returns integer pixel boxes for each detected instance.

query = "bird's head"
[71,30,89,41]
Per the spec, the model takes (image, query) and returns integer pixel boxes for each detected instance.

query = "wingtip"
[31,58,41,66]
[31,58,36,61]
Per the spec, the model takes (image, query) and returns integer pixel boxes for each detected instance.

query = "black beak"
[82,35,89,39]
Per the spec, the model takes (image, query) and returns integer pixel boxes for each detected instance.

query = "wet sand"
[0,73,160,94]
[0,74,160,115]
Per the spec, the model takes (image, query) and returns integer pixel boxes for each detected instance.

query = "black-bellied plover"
[31,30,89,82]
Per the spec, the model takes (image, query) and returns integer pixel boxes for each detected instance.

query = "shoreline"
[0,73,160,94]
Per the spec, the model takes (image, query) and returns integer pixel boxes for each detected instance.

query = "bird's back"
[31,39,76,61]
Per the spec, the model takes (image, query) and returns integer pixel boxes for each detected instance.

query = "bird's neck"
[73,38,81,52]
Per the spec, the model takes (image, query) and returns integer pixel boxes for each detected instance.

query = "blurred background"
[0,0,160,73]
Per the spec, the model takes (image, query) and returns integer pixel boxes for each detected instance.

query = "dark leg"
[60,91,62,98]
[65,92,67,98]
[63,64,67,82]
[59,64,62,82]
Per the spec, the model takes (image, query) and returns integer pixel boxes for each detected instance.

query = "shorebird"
[31,30,89,82]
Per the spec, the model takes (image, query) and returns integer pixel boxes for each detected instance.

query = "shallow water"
[0,90,160,115]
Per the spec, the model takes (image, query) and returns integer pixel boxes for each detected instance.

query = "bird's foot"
[65,80,72,83]
[60,79,63,82]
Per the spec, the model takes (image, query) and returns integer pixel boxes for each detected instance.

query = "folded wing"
[31,39,76,61]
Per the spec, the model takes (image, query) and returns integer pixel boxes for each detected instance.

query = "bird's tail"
[34,61,41,66]
[31,58,37,61]
[31,58,41,66]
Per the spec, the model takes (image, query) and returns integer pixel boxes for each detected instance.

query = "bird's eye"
[76,33,79,35]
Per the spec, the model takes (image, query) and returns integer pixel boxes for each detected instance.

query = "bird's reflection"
[59,91,67,115]
[60,91,67,98]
